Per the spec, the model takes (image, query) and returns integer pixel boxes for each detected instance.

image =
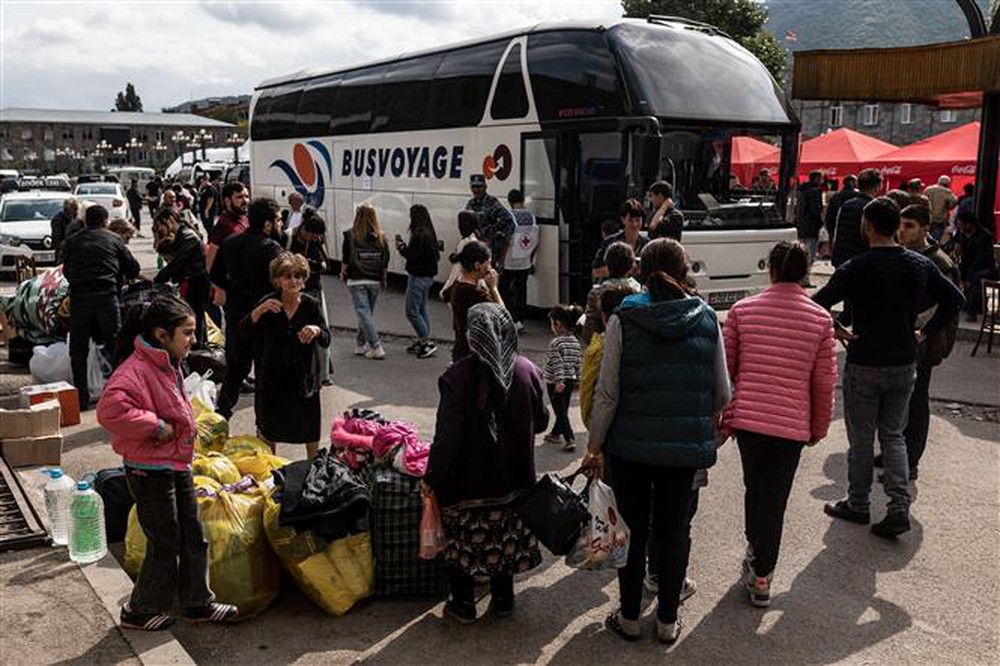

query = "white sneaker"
[365,343,386,360]
[657,616,682,644]
[679,577,697,603]
[354,343,370,356]
[515,321,525,333]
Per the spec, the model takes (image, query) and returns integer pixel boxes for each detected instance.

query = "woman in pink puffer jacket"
[97,295,237,631]
[722,241,837,609]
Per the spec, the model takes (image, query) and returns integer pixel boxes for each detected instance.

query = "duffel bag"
[92,467,132,543]
[514,471,588,556]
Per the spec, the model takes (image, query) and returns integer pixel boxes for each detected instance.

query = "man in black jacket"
[51,197,79,263]
[796,171,824,282]
[154,211,210,345]
[832,168,881,268]
[210,197,284,418]
[824,174,857,240]
[955,210,1000,320]
[62,205,140,408]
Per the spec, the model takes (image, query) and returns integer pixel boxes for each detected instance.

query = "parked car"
[0,231,36,278]
[72,182,131,222]
[0,190,68,266]
[223,162,250,186]
[106,166,155,190]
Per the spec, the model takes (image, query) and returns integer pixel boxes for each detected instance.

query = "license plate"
[33,251,55,263]
[707,290,748,308]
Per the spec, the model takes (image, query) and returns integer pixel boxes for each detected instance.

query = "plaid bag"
[366,467,447,598]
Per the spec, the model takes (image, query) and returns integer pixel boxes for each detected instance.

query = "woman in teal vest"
[583,238,732,644]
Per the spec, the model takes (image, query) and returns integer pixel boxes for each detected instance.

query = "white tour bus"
[249,17,799,308]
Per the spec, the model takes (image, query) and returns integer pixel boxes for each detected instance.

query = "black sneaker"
[489,596,514,618]
[824,499,870,524]
[406,340,422,354]
[444,600,477,625]
[182,601,238,623]
[417,342,438,359]
[120,604,175,632]
[871,513,911,539]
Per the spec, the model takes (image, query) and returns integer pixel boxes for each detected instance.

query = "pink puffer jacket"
[97,338,196,470]
[722,282,837,443]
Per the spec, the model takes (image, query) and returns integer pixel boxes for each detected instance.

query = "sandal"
[120,604,176,632]
[605,610,641,641]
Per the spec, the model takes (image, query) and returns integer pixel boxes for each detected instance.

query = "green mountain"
[763,0,993,52]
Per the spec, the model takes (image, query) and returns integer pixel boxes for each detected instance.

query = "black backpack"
[92,467,133,543]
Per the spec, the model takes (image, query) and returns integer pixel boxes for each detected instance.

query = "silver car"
[0,191,66,266]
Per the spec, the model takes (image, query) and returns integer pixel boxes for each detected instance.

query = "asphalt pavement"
[1,234,998,665]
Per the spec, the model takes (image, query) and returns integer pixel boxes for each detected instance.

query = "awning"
[792,36,1000,108]
[730,136,779,185]
[798,128,897,178]
[868,121,990,186]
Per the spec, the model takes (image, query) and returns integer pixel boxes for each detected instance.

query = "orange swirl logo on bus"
[482,144,512,181]
[269,140,332,207]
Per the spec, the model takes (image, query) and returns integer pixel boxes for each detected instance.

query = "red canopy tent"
[798,128,897,179]
[868,122,983,192]
[731,136,779,186]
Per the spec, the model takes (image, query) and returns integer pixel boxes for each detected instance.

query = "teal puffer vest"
[607,295,719,468]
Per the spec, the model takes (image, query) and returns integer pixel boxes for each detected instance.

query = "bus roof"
[256,17,720,91]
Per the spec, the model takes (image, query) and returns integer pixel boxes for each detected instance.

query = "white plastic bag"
[184,370,217,411]
[29,341,72,384]
[564,480,630,570]
[87,341,113,398]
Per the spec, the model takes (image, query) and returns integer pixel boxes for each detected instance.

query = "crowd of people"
[63,164,974,643]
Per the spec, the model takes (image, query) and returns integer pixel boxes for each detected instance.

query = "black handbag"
[514,470,589,556]
[186,343,227,381]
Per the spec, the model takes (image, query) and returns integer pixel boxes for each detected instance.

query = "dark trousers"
[647,486,700,578]
[546,381,576,440]
[449,567,513,606]
[737,431,804,579]
[499,269,530,323]
[125,468,213,614]
[609,455,696,623]
[216,306,251,418]
[130,206,142,232]
[69,292,121,407]
[904,362,933,474]
[184,273,211,346]
[966,267,999,315]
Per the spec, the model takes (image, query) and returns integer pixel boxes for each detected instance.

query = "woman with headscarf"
[424,303,549,624]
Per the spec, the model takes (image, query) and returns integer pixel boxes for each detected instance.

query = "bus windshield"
[659,128,792,229]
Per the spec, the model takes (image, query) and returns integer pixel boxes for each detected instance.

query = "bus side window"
[527,31,625,122]
[491,43,529,120]
[429,41,507,128]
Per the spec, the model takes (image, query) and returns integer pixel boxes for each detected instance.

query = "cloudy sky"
[0,0,622,112]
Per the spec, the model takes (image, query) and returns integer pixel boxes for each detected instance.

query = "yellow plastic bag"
[206,313,225,347]
[195,411,229,455]
[263,491,373,616]
[124,478,280,619]
[234,451,289,482]
[192,452,242,485]
[199,480,280,618]
[123,475,222,578]
[222,435,271,462]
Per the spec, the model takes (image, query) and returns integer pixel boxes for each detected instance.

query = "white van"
[106,166,155,189]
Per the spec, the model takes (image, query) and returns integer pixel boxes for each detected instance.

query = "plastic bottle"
[69,481,107,564]
[43,468,75,546]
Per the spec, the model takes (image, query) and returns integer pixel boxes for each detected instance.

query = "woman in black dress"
[246,252,331,459]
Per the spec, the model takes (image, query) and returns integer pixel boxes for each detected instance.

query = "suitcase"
[367,467,447,599]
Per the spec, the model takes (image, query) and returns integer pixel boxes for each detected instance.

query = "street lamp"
[195,128,212,161]
[226,132,244,164]
[172,131,190,164]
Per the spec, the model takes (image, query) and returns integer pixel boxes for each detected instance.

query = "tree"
[114,83,143,112]
[621,0,788,80]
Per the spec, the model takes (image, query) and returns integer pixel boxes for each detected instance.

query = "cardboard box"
[0,400,61,439]
[1,434,62,467]
[20,382,80,427]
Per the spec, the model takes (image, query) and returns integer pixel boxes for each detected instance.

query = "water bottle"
[44,468,75,546]
[69,481,107,564]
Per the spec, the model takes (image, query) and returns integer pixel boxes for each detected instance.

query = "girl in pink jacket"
[97,295,237,631]
[722,242,837,609]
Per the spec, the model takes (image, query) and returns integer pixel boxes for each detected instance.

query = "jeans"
[216,306,251,419]
[904,362,933,474]
[737,431,804,578]
[69,292,121,407]
[404,275,434,339]
[349,284,381,346]
[499,269,530,323]
[125,468,213,614]
[609,455,696,624]
[843,362,917,515]
[546,381,575,440]
[449,567,513,607]
[801,235,819,277]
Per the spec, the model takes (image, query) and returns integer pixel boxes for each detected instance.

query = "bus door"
[521,131,626,306]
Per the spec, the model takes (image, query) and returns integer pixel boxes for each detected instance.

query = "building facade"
[0,108,236,173]
[792,99,981,145]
